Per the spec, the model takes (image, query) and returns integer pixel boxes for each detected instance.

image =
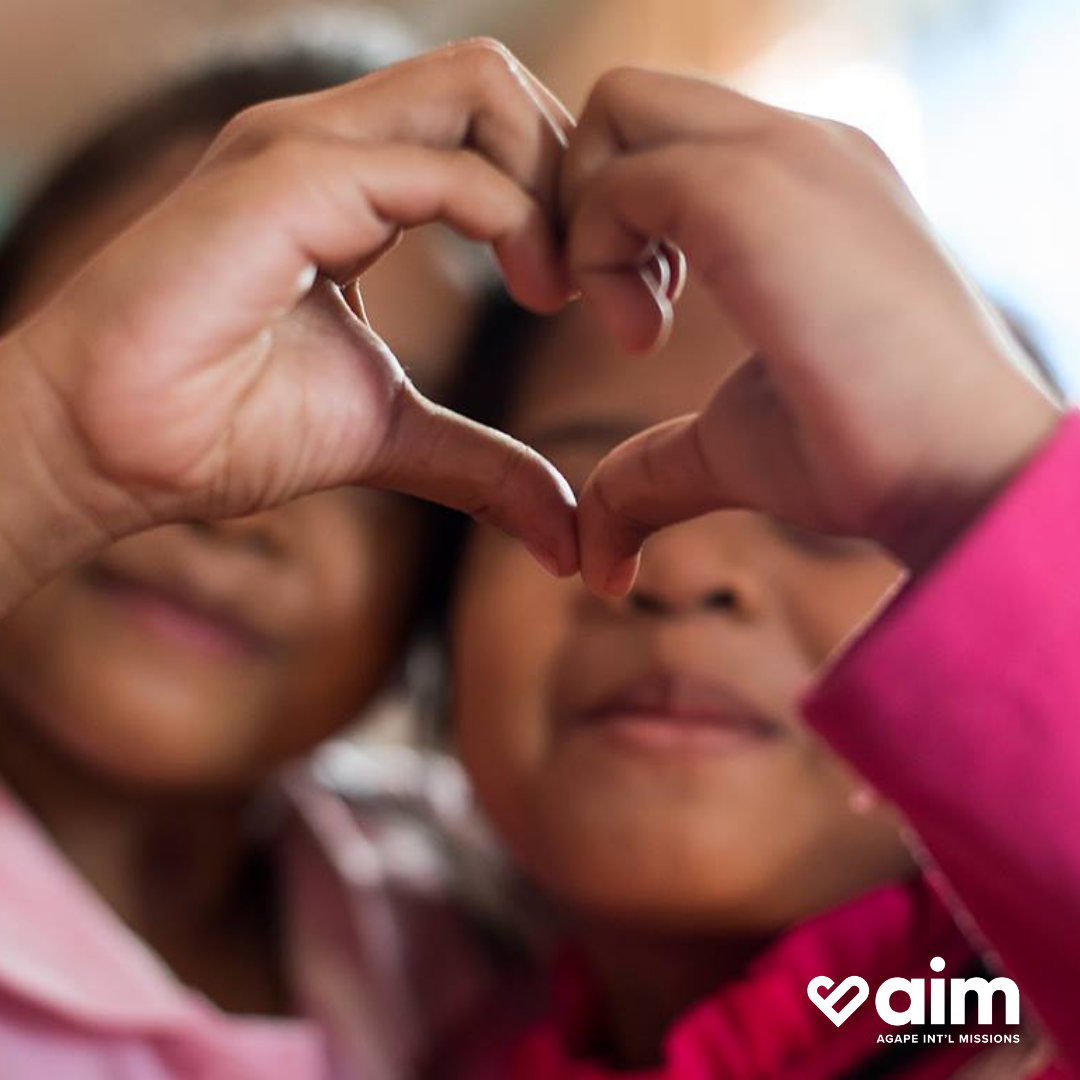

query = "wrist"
[883,392,1066,576]
[0,318,141,612]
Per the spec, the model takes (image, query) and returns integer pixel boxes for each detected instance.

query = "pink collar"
[0,748,496,1079]
[0,781,208,1032]
[0,778,324,1061]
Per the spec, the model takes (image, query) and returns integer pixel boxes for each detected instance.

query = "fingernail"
[604,554,640,597]
[526,544,563,579]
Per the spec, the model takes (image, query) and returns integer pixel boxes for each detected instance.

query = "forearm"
[0,320,131,615]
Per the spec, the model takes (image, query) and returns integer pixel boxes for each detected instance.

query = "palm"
[1,40,587,605]
[59,277,401,524]
[220,285,400,510]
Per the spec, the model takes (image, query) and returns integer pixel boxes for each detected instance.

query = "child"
[565,69,1077,1065]
[442,276,1066,1078]
[1,46,1075,1080]
[0,38,529,1080]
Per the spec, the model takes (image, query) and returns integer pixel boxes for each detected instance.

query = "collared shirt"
[0,742,506,1080]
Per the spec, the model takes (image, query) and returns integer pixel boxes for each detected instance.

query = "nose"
[185,512,289,560]
[620,518,765,620]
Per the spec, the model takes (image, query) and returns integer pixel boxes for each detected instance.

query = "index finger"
[214,40,574,259]
[560,67,774,225]
[577,414,718,595]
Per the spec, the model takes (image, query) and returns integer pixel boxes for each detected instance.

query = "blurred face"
[453,283,915,934]
[0,134,473,789]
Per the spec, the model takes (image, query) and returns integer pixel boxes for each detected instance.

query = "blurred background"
[3,0,1077,393]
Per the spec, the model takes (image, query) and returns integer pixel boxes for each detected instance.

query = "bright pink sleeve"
[803,410,1080,1068]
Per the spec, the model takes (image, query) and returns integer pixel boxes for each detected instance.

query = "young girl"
[441,274,1069,1078]
[0,39,515,1080]
[0,43,1074,1080]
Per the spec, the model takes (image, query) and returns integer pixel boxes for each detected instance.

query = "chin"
[532,838,729,927]
[543,864,761,934]
[41,708,272,793]
[545,854,841,938]
[521,807,806,935]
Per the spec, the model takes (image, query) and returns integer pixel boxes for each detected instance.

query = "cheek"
[0,494,426,787]
[269,495,425,754]
[451,530,568,850]
[0,578,274,785]
[782,556,903,664]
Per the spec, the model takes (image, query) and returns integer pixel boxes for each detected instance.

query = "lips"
[571,669,782,753]
[85,562,276,661]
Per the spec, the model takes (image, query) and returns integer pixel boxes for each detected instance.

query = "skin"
[0,45,1063,1049]
[0,132,472,1014]
[452,282,916,1066]
[561,69,1061,592]
[0,135,473,790]
[0,41,580,615]
[0,38,581,1019]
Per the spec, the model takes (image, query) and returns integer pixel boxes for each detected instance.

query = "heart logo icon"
[807,976,870,1027]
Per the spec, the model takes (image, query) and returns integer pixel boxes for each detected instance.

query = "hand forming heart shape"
[11,40,579,598]
[2,42,1062,612]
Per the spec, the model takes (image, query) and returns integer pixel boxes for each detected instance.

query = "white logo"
[808,975,870,1027]
[807,958,1020,1028]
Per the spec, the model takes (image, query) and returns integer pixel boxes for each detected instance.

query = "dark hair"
[0,45,391,319]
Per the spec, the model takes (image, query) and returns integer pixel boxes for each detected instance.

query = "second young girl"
[440,278,1066,1080]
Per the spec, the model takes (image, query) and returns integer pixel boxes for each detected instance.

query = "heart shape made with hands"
[36,44,1060,609]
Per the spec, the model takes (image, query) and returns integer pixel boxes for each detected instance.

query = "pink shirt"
[804,409,1080,1069]
[482,876,1055,1080]
[0,745,500,1079]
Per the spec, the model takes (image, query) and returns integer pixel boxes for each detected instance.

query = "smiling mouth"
[573,670,783,754]
[85,565,272,662]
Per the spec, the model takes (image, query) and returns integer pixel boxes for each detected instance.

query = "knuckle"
[496,440,532,491]
[589,65,647,112]
[448,146,484,179]
[831,119,889,160]
[466,439,541,529]
[745,112,887,185]
[591,462,650,539]
[214,103,278,159]
[214,100,307,163]
[460,35,514,58]
[748,110,811,160]
[452,36,518,85]
[775,115,895,173]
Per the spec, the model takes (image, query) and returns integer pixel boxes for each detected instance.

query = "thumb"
[373,385,579,578]
[577,354,787,594]
[577,414,717,595]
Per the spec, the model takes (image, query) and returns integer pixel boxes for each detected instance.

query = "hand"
[561,68,1063,593]
[1,39,578,606]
